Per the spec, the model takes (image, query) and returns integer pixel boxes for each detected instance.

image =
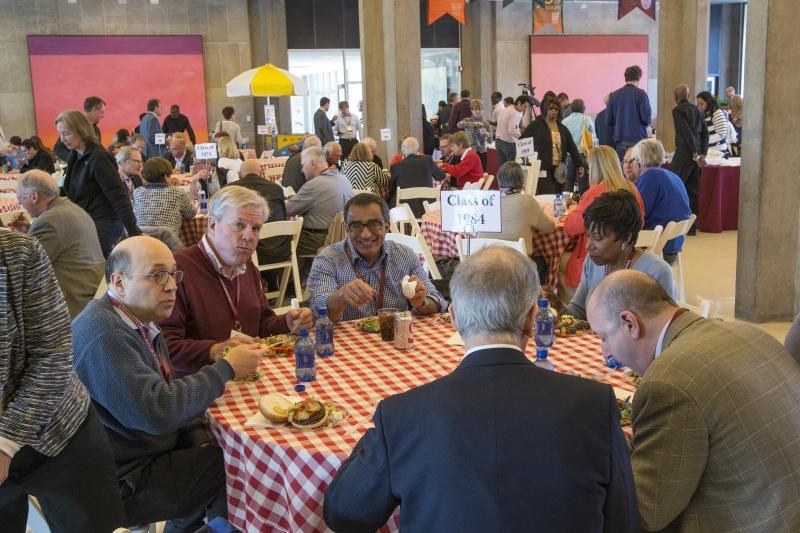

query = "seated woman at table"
[20,137,55,174]
[632,139,691,265]
[340,142,387,196]
[477,161,554,254]
[308,193,447,322]
[562,146,644,290]
[216,136,243,184]
[134,157,196,249]
[436,131,483,189]
[563,190,675,320]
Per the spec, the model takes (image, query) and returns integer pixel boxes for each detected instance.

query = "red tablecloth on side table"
[698,165,740,232]
[179,215,208,247]
[206,316,635,533]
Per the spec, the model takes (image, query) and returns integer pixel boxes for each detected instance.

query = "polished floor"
[681,230,792,341]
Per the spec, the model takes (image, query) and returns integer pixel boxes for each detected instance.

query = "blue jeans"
[495,139,517,167]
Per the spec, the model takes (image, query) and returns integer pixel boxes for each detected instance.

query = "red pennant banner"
[534,0,564,34]
[618,0,656,20]
[428,0,466,25]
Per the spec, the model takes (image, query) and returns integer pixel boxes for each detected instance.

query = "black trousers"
[0,407,125,533]
[536,167,565,195]
[477,151,488,172]
[120,444,227,533]
[338,138,357,159]
[673,154,700,233]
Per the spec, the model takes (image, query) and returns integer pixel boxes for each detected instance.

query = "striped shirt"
[340,160,387,195]
[308,238,447,321]
[0,229,89,457]
[133,183,197,237]
[457,115,492,153]
[705,108,729,156]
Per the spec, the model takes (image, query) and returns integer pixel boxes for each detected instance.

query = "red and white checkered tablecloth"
[531,226,578,290]
[207,315,635,533]
[0,197,20,213]
[420,210,463,258]
[260,157,289,170]
[179,215,208,247]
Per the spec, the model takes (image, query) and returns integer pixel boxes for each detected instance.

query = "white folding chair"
[250,217,304,308]
[653,214,697,303]
[524,159,541,195]
[635,225,664,251]
[482,174,495,190]
[388,204,422,236]
[463,177,484,190]
[422,200,440,213]
[454,236,527,261]
[678,298,712,318]
[396,186,439,208]
[385,232,442,280]
[94,277,108,299]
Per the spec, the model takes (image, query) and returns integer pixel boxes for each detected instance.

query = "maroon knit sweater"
[160,243,289,378]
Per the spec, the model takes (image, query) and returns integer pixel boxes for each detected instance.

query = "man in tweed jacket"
[0,229,124,531]
[588,270,800,532]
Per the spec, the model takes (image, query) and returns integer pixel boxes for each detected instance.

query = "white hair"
[450,246,540,342]
[362,137,377,152]
[209,185,269,222]
[401,137,419,157]
[301,146,326,167]
[302,136,322,150]
[116,145,141,165]
[632,139,665,168]
[18,170,59,198]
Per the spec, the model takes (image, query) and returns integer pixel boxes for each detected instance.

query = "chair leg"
[291,255,303,303]
[677,253,686,303]
[276,265,291,308]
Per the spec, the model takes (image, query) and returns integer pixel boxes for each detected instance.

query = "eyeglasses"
[123,270,184,286]
[347,219,385,233]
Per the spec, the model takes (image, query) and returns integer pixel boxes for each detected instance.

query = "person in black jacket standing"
[671,84,708,235]
[56,109,141,257]
[162,104,197,144]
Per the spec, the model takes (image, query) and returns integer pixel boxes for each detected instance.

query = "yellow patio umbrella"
[225,63,309,98]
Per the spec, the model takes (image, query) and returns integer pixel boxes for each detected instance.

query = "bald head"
[108,236,174,280]
[588,270,677,324]
[674,84,690,103]
[239,158,263,178]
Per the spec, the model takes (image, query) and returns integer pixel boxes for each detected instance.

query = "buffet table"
[206,315,634,533]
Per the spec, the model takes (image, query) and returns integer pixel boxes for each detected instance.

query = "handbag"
[554,162,567,184]
[579,116,595,154]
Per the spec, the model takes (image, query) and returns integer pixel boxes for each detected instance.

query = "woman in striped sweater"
[696,91,729,158]
[340,142,387,196]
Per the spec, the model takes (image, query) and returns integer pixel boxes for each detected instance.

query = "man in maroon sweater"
[160,186,313,378]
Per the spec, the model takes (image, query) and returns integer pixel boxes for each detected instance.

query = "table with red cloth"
[531,226,578,290]
[206,315,636,533]
[0,197,20,213]
[420,209,463,258]
[179,214,208,247]
[698,165,740,232]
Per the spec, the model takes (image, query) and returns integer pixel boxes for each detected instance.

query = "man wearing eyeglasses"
[72,235,265,531]
[308,193,446,321]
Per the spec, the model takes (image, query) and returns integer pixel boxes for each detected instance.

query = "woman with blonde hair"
[340,142,387,195]
[216,135,243,183]
[562,145,644,289]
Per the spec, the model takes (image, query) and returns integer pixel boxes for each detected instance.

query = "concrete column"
[736,0,800,322]
[460,1,496,105]
[359,0,422,162]
[656,0,709,152]
[248,0,289,153]
[494,1,532,102]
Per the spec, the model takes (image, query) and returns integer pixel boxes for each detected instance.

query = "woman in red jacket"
[562,145,644,289]
[437,131,483,189]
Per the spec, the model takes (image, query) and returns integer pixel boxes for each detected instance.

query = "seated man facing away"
[159,186,312,378]
[588,271,800,532]
[281,135,321,193]
[308,193,446,322]
[324,246,638,532]
[16,169,105,319]
[387,136,444,217]
[73,236,265,531]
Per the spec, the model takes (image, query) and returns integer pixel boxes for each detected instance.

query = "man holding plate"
[308,193,446,322]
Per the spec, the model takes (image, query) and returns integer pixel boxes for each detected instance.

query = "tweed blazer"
[631,311,800,532]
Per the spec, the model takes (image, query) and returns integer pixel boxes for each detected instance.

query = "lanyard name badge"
[199,243,243,331]
[344,242,387,311]
[109,296,171,382]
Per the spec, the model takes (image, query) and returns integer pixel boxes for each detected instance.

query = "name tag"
[346,125,354,132]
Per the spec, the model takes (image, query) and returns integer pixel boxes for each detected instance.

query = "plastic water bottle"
[198,190,208,215]
[294,328,316,382]
[606,356,624,369]
[314,308,334,357]
[534,348,554,371]
[553,193,564,217]
[534,297,554,348]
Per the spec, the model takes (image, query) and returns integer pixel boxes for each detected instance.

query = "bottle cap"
[536,348,549,359]
[294,383,306,392]
[317,307,328,317]
[537,297,550,308]
[298,327,309,337]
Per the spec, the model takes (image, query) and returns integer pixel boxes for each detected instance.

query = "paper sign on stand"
[154,133,166,145]
[195,143,218,160]
[440,190,502,233]
[257,125,269,135]
[515,137,534,158]
[380,128,392,141]
[264,105,276,124]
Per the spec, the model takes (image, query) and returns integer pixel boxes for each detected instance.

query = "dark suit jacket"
[162,113,196,144]
[21,149,55,174]
[165,151,194,172]
[595,109,613,147]
[324,347,639,533]
[447,98,472,133]
[672,100,709,170]
[280,151,305,192]
[223,174,291,263]
[388,155,444,217]
[314,109,335,144]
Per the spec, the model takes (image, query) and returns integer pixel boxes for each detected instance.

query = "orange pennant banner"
[533,0,564,33]
[428,0,466,25]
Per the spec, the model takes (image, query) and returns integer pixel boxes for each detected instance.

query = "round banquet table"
[697,165,740,232]
[206,315,636,533]
[179,214,208,247]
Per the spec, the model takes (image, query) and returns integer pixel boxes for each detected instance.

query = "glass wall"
[421,48,460,120]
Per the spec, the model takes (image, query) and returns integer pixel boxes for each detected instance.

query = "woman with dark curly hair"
[563,189,674,319]
[695,91,729,158]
